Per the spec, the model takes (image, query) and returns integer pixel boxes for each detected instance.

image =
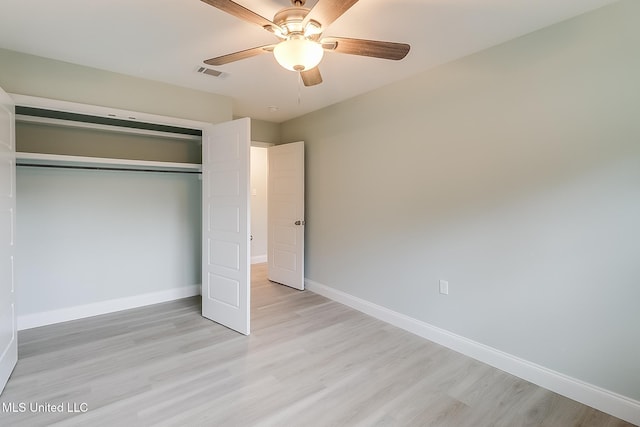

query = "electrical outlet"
[439,280,449,295]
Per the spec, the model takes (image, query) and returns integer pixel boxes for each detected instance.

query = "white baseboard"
[305,278,640,426]
[17,285,201,331]
[251,255,267,264]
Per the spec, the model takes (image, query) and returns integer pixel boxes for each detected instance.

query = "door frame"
[0,87,17,394]
[10,94,214,133]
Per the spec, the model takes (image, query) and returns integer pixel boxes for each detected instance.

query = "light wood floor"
[0,264,634,426]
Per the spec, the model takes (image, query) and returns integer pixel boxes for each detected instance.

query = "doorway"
[250,144,271,265]
[250,142,306,290]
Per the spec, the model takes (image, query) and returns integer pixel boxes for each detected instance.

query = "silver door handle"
[294,220,306,226]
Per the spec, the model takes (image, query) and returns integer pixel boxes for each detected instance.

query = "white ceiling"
[0,0,618,122]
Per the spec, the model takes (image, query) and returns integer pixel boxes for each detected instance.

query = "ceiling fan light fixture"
[273,36,323,71]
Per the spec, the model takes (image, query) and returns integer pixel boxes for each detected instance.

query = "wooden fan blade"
[201,0,275,29]
[301,67,323,86]
[303,0,360,28]
[322,37,410,60]
[204,45,275,66]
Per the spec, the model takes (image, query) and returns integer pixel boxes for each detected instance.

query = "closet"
[15,105,204,329]
[12,97,251,336]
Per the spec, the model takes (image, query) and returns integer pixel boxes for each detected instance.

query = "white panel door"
[0,87,17,394]
[268,141,305,290]
[202,118,251,335]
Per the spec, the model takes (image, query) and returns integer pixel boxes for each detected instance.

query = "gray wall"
[246,118,281,144]
[281,0,640,401]
[16,167,201,316]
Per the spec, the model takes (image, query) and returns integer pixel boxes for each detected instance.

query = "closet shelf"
[16,152,202,173]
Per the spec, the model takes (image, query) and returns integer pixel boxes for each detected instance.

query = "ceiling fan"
[201,0,410,86]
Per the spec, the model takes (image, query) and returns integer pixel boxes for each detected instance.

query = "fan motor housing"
[274,7,310,35]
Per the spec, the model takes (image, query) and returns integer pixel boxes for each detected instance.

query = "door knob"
[294,220,305,225]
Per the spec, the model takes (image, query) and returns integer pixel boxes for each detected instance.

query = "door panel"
[268,141,305,290]
[202,118,250,335]
[0,87,17,394]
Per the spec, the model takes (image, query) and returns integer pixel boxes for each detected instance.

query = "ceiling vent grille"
[197,66,224,77]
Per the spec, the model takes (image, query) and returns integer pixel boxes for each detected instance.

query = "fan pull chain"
[297,72,302,105]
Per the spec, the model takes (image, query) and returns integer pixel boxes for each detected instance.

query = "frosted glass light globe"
[274,37,324,72]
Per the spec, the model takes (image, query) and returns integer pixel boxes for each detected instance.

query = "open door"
[0,87,17,393]
[268,141,305,290]
[201,118,251,335]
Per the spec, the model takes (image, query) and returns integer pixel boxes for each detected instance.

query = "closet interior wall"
[15,113,203,329]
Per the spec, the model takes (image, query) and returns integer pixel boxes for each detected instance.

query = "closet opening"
[14,105,205,331]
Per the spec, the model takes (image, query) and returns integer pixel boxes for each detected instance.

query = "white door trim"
[0,86,17,394]
[9,94,212,131]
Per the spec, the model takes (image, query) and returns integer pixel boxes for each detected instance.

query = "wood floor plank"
[0,263,634,426]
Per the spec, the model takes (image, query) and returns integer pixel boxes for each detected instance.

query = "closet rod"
[17,163,202,174]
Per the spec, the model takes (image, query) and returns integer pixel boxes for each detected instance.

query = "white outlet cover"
[439,280,449,295]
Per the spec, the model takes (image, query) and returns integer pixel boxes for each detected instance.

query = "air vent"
[197,66,223,77]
